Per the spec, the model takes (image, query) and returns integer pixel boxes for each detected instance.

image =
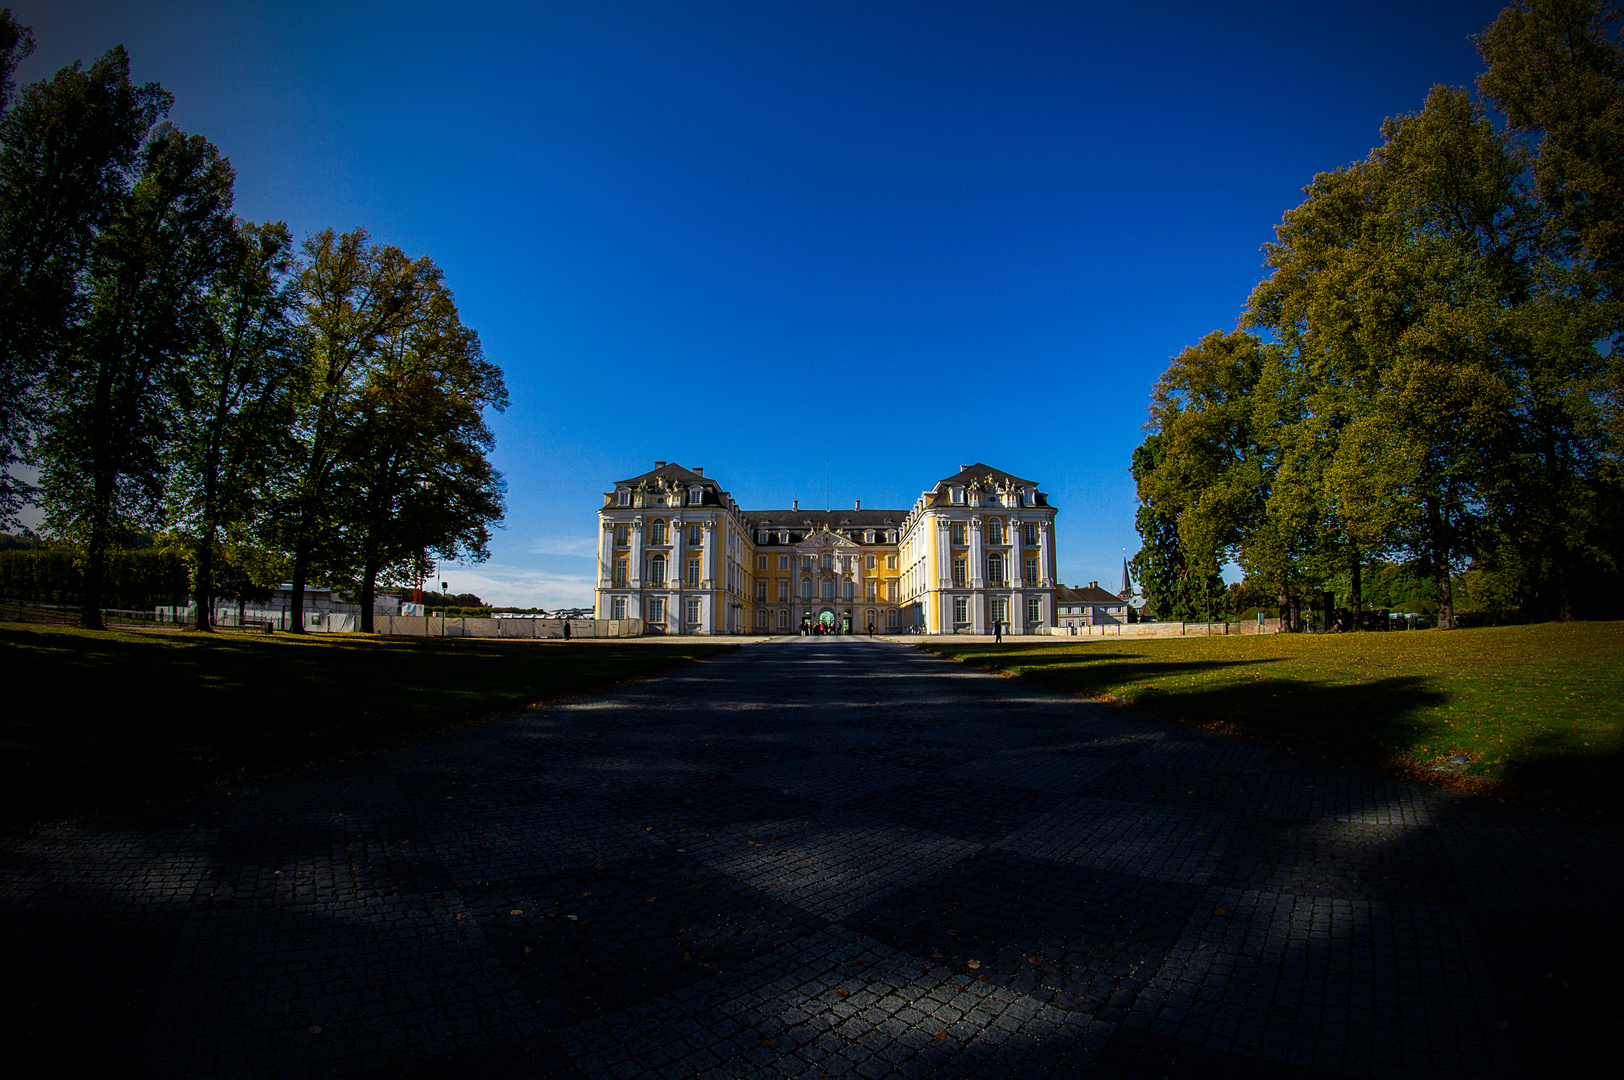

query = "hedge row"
[0,548,190,610]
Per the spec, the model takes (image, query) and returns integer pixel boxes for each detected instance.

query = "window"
[1025,558,1038,584]
[954,597,968,625]
[756,580,767,602]
[756,554,767,570]
[844,580,855,600]
[822,579,835,601]
[886,554,897,570]
[649,520,667,544]
[686,559,700,586]
[866,555,876,570]
[991,598,1007,624]
[887,609,898,629]
[614,524,629,546]
[821,552,833,572]
[1028,597,1042,624]
[952,487,964,504]
[756,608,768,629]
[986,520,1003,545]
[803,556,814,572]
[778,554,789,569]
[690,488,703,505]
[648,598,665,623]
[689,524,702,545]
[779,531,789,544]
[758,531,769,544]
[865,609,876,629]
[617,489,630,506]
[865,530,875,543]
[952,558,967,586]
[886,530,896,543]
[866,580,877,601]
[775,579,787,602]
[949,521,967,544]
[648,555,666,585]
[802,577,814,599]
[886,580,897,601]
[611,596,626,619]
[778,609,789,629]
[987,553,1004,584]
[1024,522,1038,544]
[613,560,628,586]
[688,598,702,624]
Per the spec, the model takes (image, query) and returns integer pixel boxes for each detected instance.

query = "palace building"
[594,462,1058,635]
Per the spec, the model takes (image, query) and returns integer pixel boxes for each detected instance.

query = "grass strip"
[0,623,735,829]
[919,622,1624,810]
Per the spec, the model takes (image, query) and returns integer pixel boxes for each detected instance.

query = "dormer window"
[617,488,630,506]
[951,487,964,504]
[691,487,703,505]
[778,531,789,544]
[864,530,875,544]
[886,530,897,544]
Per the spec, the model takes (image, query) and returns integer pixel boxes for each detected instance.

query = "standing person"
[562,618,571,640]
[994,620,1003,643]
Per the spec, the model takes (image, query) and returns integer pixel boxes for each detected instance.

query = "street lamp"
[441,580,448,638]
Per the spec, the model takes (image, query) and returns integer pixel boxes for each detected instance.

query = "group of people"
[798,618,880,637]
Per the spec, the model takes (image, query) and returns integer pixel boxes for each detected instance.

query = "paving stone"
[0,637,1617,1077]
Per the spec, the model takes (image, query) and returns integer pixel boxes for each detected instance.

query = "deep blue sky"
[10,0,1509,606]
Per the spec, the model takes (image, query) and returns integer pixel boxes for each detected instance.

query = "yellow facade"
[595,461,1057,635]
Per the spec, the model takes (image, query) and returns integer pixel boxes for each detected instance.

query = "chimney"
[1089,581,1099,589]
[693,467,703,476]
[793,499,798,511]
[855,499,861,510]
[654,460,666,469]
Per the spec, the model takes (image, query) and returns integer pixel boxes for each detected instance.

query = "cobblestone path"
[2,638,1619,1078]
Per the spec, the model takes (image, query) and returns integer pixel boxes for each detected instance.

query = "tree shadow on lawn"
[939,645,1623,810]
[0,625,728,830]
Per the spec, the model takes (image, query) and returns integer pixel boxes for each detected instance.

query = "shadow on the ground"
[927,644,1622,810]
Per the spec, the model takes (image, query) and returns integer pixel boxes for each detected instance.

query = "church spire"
[1119,556,1132,599]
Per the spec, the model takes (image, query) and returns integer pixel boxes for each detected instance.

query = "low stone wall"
[1044,618,1282,638]
[375,616,643,639]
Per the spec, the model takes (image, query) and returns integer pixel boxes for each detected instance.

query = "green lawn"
[0,623,735,829]
[921,623,1624,805]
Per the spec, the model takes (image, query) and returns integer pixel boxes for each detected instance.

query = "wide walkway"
[2,638,1617,1078]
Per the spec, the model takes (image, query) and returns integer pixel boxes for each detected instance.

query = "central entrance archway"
[818,608,836,629]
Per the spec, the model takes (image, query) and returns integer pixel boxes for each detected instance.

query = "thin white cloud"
[435,562,596,609]
[528,536,598,558]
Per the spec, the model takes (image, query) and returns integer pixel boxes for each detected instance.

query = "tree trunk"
[1349,553,1363,631]
[288,536,309,633]
[80,518,107,631]
[360,557,379,634]
[1554,541,1574,621]
[1426,496,1454,629]
[193,532,215,632]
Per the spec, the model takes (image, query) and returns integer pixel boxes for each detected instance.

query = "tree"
[166,219,301,630]
[28,74,236,628]
[1128,432,1226,623]
[278,228,466,633]
[0,39,170,532]
[332,259,506,632]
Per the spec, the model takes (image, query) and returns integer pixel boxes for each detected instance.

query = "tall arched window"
[801,577,814,599]
[821,579,835,601]
[987,552,1004,585]
[649,555,666,585]
[649,519,667,544]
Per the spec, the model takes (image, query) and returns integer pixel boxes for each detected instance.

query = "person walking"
[994,620,1002,643]
[562,618,571,640]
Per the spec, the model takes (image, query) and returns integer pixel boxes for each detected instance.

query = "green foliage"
[1134,5,1624,626]
[0,18,508,631]
[0,545,187,608]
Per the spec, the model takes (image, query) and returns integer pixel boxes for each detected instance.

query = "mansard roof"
[749,509,902,529]
[614,461,718,489]
[935,462,1038,489]
[1056,583,1124,603]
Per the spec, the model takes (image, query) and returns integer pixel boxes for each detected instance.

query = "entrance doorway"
[818,608,836,630]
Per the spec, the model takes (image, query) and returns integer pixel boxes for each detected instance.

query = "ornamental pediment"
[802,529,857,549]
